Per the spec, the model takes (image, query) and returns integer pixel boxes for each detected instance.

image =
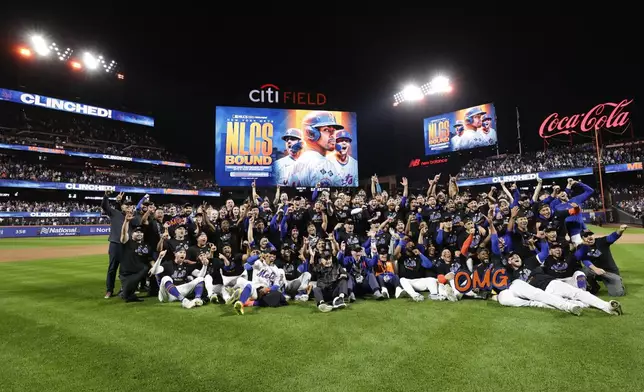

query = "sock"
[297,290,306,295]
[194,282,204,299]
[270,284,280,292]
[164,281,184,301]
[577,276,587,290]
[240,284,252,303]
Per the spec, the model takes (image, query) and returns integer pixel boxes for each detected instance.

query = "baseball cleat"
[283,294,292,301]
[373,290,385,300]
[568,305,582,316]
[332,296,346,309]
[381,287,390,299]
[610,300,623,315]
[349,293,356,302]
[317,302,333,312]
[233,301,244,315]
[226,288,241,305]
[104,291,112,299]
[394,286,404,299]
[443,285,458,302]
[193,298,204,307]
[295,294,309,302]
[181,298,195,309]
[209,294,220,304]
[413,294,425,302]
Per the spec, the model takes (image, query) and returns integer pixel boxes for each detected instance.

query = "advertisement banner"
[0,225,110,238]
[424,103,497,156]
[539,99,632,139]
[0,179,220,197]
[0,212,101,218]
[456,167,593,187]
[604,162,642,173]
[0,87,154,127]
[0,143,190,168]
[215,106,358,187]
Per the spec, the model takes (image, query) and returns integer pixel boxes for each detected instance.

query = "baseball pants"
[119,266,148,301]
[348,273,380,296]
[107,242,122,292]
[313,279,349,304]
[545,279,614,313]
[557,271,587,289]
[204,271,248,301]
[438,279,464,301]
[285,272,312,296]
[582,267,625,297]
[497,280,573,311]
[399,277,439,297]
[158,276,204,302]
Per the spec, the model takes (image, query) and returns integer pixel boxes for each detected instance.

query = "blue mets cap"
[465,107,486,118]
[302,111,344,130]
[453,120,464,128]
[282,128,303,140]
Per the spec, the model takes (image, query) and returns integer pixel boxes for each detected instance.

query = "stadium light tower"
[393,75,453,106]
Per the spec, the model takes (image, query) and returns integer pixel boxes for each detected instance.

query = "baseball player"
[274,128,304,185]
[231,250,282,315]
[457,107,487,150]
[203,244,248,303]
[395,240,441,302]
[499,249,622,315]
[480,114,497,145]
[330,129,358,187]
[148,248,206,309]
[450,120,464,151]
[574,226,628,296]
[118,214,152,303]
[287,111,344,187]
[540,242,587,289]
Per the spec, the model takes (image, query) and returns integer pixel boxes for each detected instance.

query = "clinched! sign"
[539,99,633,139]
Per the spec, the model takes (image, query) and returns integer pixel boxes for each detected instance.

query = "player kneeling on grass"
[311,248,349,312]
[230,250,283,315]
[119,213,153,303]
[149,248,206,309]
[499,249,622,316]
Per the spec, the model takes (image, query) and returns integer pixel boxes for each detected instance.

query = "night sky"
[0,10,640,183]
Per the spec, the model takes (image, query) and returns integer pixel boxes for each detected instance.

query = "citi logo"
[249,84,327,106]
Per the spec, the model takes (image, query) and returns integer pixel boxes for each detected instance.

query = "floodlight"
[83,52,99,69]
[31,35,50,56]
[402,85,423,101]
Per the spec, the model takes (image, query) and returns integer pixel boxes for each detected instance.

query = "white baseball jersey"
[252,259,282,288]
[451,135,462,150]
[480,128,497,145]
[457,129,486,150]
[331,155,358,186]
[287,150,339,187]
[274,155,297,186]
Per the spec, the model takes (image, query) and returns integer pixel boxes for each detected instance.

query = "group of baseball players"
[450,106,497,151]
[273,111,358,188]
[104,173,628,316]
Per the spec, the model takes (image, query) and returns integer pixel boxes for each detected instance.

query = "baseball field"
[1,226,643,392]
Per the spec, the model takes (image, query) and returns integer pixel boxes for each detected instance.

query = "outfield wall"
[0,225,110,238]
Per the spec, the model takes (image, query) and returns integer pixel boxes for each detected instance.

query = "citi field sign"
[539,99,633,139]
[248,84,327,106]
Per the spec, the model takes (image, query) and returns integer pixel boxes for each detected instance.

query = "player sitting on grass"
[311,248,348,312]
[230,250,282,315]
[149,248,206,309]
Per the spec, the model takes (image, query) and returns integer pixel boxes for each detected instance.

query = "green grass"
[0,236,108,250]
[1,242,644,391]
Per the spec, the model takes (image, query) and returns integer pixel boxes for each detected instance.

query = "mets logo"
[344,174,354,185]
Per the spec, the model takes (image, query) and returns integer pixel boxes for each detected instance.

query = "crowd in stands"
[458,143,642,179]
[0,107,188,162]
[0,155,217,190]
[611,185,644,218]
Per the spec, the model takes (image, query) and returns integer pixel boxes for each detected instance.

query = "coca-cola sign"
[539,99,633,139]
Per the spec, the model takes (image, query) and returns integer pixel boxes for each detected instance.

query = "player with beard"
[274,128,304,186]
[480,114,496,144]
[118,213,153,303]
[203,244,247,304]
[554,179,595,244]
[334,219,361,250]
[574,226,627,296]
[148,248,205,309]
[287,111,344,187]
[157,224,192,263]
[457,107,486,150]
[395,240,442,301]
[436,217,460,252]
[214,219,240,255]
[540,242,587,290]
[331,130,358,187]
[311,248,349,312]
[275,245,311,301]
[501,249,622,315]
